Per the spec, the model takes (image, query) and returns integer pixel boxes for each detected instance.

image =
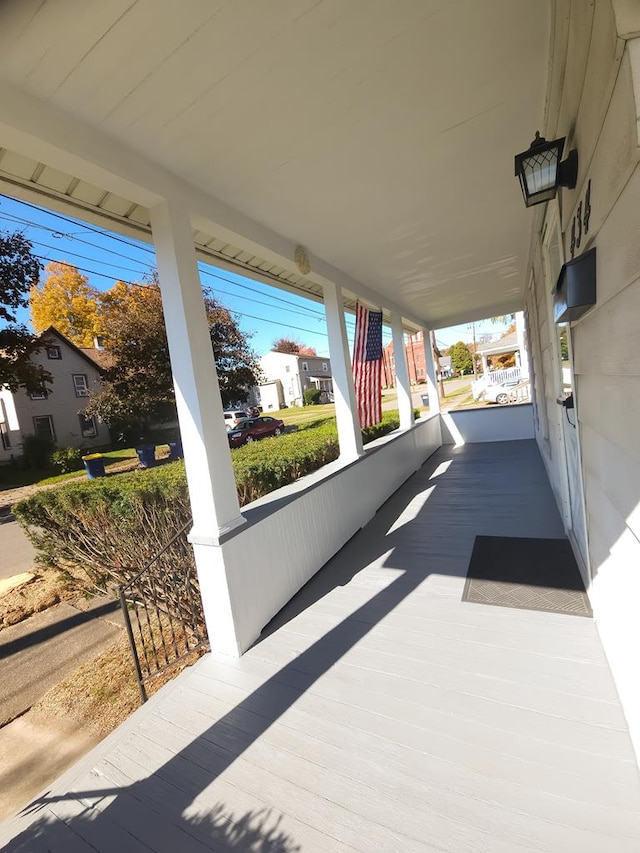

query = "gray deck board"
[2,440,640,852]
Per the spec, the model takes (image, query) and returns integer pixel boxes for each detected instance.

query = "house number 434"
[570,179,591,259]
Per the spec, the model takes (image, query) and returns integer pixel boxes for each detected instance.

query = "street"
[381,378,473,412]
[0,520,37,580]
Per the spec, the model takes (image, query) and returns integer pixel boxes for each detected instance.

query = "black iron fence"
[119,519,209,703]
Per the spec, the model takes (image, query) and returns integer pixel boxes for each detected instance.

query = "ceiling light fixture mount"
[514,131,578,208]
[294,245,311,276]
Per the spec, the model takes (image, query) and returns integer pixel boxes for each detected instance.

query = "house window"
[0,422,10,449]
[73,374,90,397]
[78,412,98,438]
[322,362,328,372]
[46,346,62,360]
[302,361,308,371]
[33,415,55,442]
[30,389,47,400]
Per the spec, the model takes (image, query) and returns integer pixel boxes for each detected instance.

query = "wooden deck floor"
[3,440,640,852]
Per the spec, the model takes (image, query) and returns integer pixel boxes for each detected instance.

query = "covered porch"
[2,2,640,846]
[2,438,640,851]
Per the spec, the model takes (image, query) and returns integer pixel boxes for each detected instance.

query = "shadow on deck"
[3,440,640,852]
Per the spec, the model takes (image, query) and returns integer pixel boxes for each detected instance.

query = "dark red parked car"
[227,416,285,448]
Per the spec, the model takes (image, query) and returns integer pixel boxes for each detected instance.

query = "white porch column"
[423,328,441,414]
[390,312,414,429]
[150,198,245,655]
[516,311,530,379]
[481,353,489,376]
[323,281,363,461]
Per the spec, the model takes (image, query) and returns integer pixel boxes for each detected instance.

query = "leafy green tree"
[86,280,260,436]
[559,326,569,361]
[0,231,51,393]
[450,340,473,374]
[303,387,322,405]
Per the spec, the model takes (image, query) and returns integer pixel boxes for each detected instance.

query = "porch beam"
[390,312,414,430]
[516,311,530,378]
[323,281,363,461]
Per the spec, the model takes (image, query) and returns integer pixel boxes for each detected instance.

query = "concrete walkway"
[0,521,37,580]
[0,597,124,820]
[0,714,102,823]
[0,598,122,727]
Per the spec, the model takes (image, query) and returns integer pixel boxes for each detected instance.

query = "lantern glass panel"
[522,146,560,195]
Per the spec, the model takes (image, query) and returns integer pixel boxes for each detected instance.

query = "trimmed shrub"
[232,427,339,505]
[15,463,192,590]
[303,387,322,406]
[50,446,84,474]
[14,409,414,589]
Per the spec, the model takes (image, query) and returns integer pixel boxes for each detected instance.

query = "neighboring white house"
[476,313,530,379]
[438,355,453,379]
[257,351,333,408]
[0,327,110,461]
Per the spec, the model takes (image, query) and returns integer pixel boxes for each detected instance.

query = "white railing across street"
[472,366,525,400]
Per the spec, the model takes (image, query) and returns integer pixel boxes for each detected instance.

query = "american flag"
[352,302,383,428]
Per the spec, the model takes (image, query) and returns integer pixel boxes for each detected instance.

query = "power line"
[30,245,326,323]
[3,196,393,343]
[29,257,328,339]
[198,266,325,317]
[31,239,152,277]
[0,194,156,254]
[2,203,328,319]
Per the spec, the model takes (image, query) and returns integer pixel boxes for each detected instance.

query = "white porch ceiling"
[0,0,550,329]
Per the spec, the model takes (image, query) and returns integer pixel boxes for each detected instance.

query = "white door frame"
[541,202,591,583]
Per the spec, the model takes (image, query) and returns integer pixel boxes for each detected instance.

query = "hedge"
[14,409,414,588]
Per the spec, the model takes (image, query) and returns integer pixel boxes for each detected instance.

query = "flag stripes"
[352,302,383,428]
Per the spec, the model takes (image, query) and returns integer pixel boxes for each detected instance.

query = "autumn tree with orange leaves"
[30,261,103,347]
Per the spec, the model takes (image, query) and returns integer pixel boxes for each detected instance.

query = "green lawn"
[0,447,140,491]
[268,404,337,429]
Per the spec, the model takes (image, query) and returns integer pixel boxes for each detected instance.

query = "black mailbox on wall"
[553,247,597,323]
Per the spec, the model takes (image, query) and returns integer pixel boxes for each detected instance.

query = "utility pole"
[468,321,478,379]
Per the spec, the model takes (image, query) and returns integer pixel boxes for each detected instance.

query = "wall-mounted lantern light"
[514,132,578,208]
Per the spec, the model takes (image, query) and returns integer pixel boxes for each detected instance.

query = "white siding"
[526,3,640,759]
[0,336,109,461]
[217,415,442,653]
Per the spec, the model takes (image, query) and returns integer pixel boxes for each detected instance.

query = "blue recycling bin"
[136,444,157,468]
[82,453,106,479]
[168,440,183,460]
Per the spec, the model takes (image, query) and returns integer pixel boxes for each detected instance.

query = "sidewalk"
[0,520,37,580]
[0,597,124,820]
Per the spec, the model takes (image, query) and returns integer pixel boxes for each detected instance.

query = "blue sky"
[0,194,509,356]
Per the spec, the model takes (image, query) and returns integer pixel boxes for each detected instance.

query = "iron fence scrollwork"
[118,518,209,703]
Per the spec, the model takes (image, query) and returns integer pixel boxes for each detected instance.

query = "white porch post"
[390,312,414,429]
[323,281,363,461]
[423,328,441,414]
[150,198,245,655]
[481,353,489,376]
[516,311,530,378]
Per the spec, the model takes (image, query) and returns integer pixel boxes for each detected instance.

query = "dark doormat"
[462,536,592,617]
